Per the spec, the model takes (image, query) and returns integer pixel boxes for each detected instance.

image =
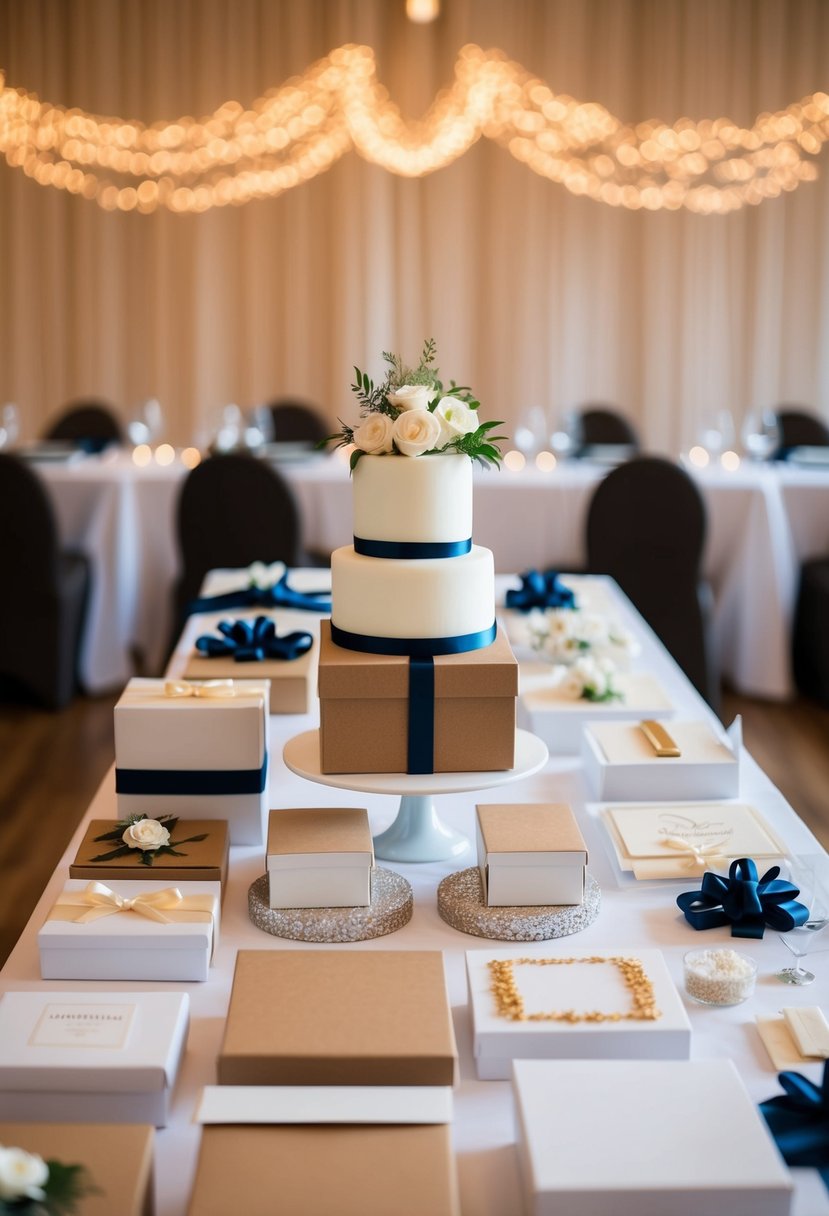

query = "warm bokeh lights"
[0,44,827,214]
[503,449,526,471]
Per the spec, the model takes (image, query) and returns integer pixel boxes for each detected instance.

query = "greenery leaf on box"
[91,813,208,867]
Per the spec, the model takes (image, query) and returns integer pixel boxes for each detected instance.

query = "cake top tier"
[353,453,473,546]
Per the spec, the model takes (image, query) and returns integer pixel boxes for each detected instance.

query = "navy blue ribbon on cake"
[195,617,313,662]
[115,755,268,797]
[676,857,809,939]
[330,621,496,658]
[185,569,331,618]
[353,535,472,559]
[505,569,577,612]
[761,1062,829,1187]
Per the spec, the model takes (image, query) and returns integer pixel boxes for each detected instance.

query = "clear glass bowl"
[683,947,757,1006]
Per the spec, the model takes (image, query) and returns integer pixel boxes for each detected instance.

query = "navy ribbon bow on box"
[186,569,331,618]
[195,616,313,663]
[505,569,577,612]
[676,857,809,940]
[761,1061,829,1186]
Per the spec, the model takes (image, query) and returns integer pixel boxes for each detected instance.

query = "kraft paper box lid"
[318,620,518,700]
[218,950,457,1087]
[0,1122,154,1216]
[267,808,373,867]
[70,818,229,885]
[187,1124,459,1216]
[477,804,587,863]
[114,677,268,769]
[0,990,189,1093]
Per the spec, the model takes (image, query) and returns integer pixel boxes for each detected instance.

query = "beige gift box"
[266,807,373,908]
[476,803,587,907]
[182,616,316,715]
[70,818,229,892]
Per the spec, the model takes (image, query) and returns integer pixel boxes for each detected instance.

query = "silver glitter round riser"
[248,867,413,942]
[437,868,601,940]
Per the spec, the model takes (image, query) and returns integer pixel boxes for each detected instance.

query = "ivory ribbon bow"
[49,881,215,925]
[661,834,731,870]
[163,679,237,699]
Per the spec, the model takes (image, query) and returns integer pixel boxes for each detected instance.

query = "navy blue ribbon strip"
[353,535,472,559]
[407,656,435,774]
[330,621,496,658]
[676,857,809,939]
[761,1061,829,1188]
[116,756,268,797]
[195,616,313,662]
[505,569,577,612]
[186,570,331,618]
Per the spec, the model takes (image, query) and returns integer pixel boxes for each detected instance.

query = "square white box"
[518,668,674,756]
[0,990,189,1127]
[475,805,586,907]
[114,677,269,845]
[38,879,220,982]
[513,1058,792,1216]
[467,947,691,1079]
[581,717,741,802]
[266,808,374,909]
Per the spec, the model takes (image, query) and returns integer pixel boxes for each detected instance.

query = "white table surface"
[3,575,828,1216]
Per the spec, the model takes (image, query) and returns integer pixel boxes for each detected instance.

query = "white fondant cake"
[352,452,472,544]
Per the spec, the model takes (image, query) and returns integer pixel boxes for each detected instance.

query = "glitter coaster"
[248,867,414,942]
[437,868,601,941]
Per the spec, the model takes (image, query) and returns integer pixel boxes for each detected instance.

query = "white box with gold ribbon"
[114,677,269,845]
[37,879,221,982]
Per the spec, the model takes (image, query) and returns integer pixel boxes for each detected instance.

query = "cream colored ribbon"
[49,881,215,925]
[164,679,237,699]
[661,835,731,870]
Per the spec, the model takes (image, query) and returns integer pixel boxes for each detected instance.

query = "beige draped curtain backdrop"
[0,0,828,452]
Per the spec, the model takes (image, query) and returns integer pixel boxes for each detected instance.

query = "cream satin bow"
[163,679,237,699]
[661,835,731,870]
[53,881,189,923]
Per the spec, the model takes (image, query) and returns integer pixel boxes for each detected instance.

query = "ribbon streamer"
[186,568,331,617]
[761,1061,829,1186]
[195,616,313,663]
[676,857,809,939]
[661,834,731,871]
[505,570,577,612]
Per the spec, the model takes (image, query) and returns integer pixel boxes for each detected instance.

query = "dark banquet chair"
[773,406,829,458]
[44,399,124,453]
[576,405,640,455]
[169,453,304,650]
[263,398,330,446]
[0,453,90,709]
[792,557,829,706]
[586,456,719,708]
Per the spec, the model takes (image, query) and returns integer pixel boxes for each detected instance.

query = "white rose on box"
[434,396,479,445]
[0,1146,49,1202]
[122,818,171,852]
[558,668,587,700]
[393,408,442,457]
[387,384,435,411]
[354,412,394,454]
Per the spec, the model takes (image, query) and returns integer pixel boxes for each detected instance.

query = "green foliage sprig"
[91,813,208,867]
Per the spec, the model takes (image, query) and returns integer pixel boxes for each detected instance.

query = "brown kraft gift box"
[218,950,457,1086]
[318,620,518,774]
[182,634,315,715]
[69,818,229,891]
[0,1122,154,1216]
[187,1124,459,1216]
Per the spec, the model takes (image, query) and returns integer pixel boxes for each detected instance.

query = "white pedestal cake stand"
[282,728,549,864]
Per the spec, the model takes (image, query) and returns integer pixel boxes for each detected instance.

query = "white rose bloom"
[557,668,586,700]
[579,613,611,643]
[434,396,479,445]
[122,818,171,852]
[0,1147,49,1202]
[353,413,394,454]
[387,384,435,412]
[392,409,442,457]
[247,560,286,589]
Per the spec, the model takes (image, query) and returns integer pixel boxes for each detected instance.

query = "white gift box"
[518,666,674,755]
[476,804,587,907]
[0,990,188,1127]
[467,947,690,1080]
[581,717,741,802]
[513,1058,792,1216]
[267,808,374,909]
[114,677,269,845]
[38,879,221,982]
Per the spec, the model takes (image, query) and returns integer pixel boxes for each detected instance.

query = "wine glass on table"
[741,409,780,462]
[549,409,582,461]
[0,403,19,450]
[776,857,829,985]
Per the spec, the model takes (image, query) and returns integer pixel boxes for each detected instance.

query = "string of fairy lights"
[0,43,827,214]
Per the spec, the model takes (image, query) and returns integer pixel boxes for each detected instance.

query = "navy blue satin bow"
[676,857,809,939]
[186,569,331,618]
[761,1061,829,1185]
[195,616,313,662]
[505,569,577,612]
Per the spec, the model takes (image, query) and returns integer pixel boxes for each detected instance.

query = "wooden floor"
[1,688,828,967]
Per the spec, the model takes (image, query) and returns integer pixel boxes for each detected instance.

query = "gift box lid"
[267,808,373,871]
[218,950,457,1087]
[477,804,587,866]
[114,677,268,769]
[0,1123,154,1216]
[70,818,229,882]
[38,879,220,952]
[0,990,188,1093]
[318,620,517,700]
[586,719,737,767]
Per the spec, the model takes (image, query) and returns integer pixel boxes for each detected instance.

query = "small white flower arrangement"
[323,339,506,470]
[519,607,640,670]
[91,814,208,868]
[0,1144,93,1213]
[553,654,623,703]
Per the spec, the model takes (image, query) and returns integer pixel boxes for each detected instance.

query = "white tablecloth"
[2,576,828,1216]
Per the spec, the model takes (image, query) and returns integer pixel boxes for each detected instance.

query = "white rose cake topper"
[323,338,507,471]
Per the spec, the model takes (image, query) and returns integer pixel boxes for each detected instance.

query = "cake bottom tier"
[331,545,495,645]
